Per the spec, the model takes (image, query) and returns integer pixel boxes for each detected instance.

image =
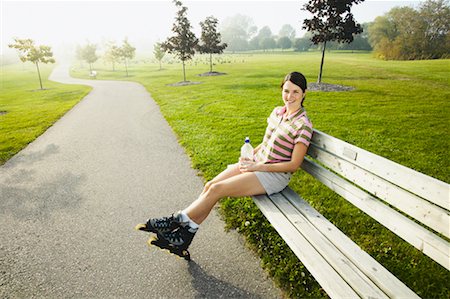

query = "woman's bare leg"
[200,164,241,195]
[184,172,265,224]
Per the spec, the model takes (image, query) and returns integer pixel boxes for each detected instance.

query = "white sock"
[180,210,199,230]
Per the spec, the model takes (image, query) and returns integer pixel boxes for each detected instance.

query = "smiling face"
[282,80,305,112]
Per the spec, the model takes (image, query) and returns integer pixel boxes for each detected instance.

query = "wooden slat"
[301,158,450,270]
[308,144,450,238]
[269,192,389,299]
[252,194,361,298]
[310,129,450,211]
[281,187,420,299]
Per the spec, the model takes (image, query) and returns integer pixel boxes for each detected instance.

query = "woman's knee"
[203,181,213,192]
[205,181,225,197]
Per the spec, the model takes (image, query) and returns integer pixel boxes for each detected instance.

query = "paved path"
[0,65,281,298]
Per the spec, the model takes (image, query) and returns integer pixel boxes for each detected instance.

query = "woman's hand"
[238,158,262,173]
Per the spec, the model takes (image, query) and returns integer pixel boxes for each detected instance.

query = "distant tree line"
[221,0,448,61]
[368,0,449,60]
[219,13,369,53]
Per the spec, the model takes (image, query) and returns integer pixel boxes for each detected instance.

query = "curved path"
[0,65,281,298]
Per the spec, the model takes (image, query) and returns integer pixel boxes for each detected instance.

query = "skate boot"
[148,225,197,261]
[135,212,183,235]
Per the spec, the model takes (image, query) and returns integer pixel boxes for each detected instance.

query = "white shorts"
[254,171,292,195]
[228,163,292,195]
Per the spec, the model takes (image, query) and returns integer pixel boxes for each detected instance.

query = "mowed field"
[3,51,449,298]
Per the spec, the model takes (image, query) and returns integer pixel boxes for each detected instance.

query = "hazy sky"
[1,0,423,57]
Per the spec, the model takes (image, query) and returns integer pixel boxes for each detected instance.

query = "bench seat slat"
[252,194,361,298]
[308,144,450,238]
[302,158,450,271]
[310,130,450,210]
[269,192,389,299]
[281,187,420,299]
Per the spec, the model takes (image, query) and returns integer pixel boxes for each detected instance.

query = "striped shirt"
[254,106,313,164]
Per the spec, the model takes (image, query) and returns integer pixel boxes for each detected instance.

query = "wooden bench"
[253,129,449,298]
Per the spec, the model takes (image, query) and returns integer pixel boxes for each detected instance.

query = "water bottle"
[240,137,254,165]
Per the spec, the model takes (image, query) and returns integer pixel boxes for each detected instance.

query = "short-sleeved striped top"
[254,106,313,164]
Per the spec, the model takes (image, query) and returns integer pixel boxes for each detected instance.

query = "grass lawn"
[69,51,447,298]
[0,62,92,165]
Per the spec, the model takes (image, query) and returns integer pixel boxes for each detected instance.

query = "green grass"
[0,63,92,165]
[72,51,448,298]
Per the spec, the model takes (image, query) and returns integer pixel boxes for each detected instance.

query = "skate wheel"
[147,236,158,245]
[135,223,147,231]
[182,250,191,261]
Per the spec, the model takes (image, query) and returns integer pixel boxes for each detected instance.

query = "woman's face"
[282,80,304,111]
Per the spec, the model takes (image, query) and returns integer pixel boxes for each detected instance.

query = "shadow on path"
[188,261,263,299]
[0,171,85,221]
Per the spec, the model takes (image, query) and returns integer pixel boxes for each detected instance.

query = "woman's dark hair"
[281,71,307,106]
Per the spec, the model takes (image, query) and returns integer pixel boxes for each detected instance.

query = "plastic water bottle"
[240,137,254,164]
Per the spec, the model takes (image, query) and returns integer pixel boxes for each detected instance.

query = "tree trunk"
[125,59,129,77]
[182,60,186,82]
[318,41,327,84]
[89,63,92,72]
[35,62,43,90]
[159,60,162,71]
[209,53,213,73]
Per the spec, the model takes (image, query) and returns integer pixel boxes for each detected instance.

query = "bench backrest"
[302,129,450,270]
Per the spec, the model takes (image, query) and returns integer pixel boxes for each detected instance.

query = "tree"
[293,37,312,52]
[256,26,274,51]
[342,22,372,51]
[368,7,419,59]
[278,36,292,51]
[279,24,296,40]
[80,42,98,72]
[104,41,122,71]
[325,23,372,51]
[162,0,198,82]
[249,36,261,50]
[8,38,55,90]
[419,0,450,59]
[153,42,166,70]
[196,16,227,73]
[120,38,136,77]
[303,0,364,83]
[257,26,273,40]
[368,0,449,60]
[260,37,277,51]
[220,14,257,52]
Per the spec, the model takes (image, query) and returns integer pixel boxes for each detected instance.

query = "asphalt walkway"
[0,64,281,298]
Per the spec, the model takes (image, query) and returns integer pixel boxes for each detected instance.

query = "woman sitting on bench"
[136,71,313,259]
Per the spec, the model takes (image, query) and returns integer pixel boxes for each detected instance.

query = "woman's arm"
[253,143,262,155]
[240,142,308,173]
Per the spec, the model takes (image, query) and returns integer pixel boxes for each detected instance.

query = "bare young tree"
[196,16,227,73]
[104,41,122,72]
[8,38,55,90]
[153,42,166,71]
[80,42,99,73]
[303,0,364,83]
[162,0,198,82]
[120,38,136,77]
